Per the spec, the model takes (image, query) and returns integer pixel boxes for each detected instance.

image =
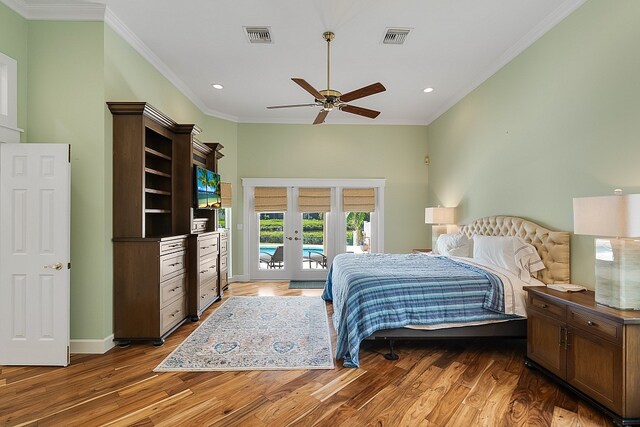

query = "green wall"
[237,123,429,259]
[427,0,640,287]
[27,21,108,339]
[0,2,28,140]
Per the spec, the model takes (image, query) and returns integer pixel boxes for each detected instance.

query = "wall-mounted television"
[193,165,221,209]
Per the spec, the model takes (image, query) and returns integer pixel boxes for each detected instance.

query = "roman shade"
[298,188,331,212]
[254,187,287,212]
[220,182,232,208]
[343,188,376,212]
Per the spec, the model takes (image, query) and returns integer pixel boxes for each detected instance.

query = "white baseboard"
[230,274,249,282]
[70,334,115,354]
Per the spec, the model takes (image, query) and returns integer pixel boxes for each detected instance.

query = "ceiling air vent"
[382,28,412,45]
[244,26,272,44]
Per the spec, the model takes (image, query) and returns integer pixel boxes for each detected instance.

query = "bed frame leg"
[384,340,400,361]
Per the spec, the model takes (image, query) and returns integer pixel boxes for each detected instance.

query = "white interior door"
[0,143,71,366]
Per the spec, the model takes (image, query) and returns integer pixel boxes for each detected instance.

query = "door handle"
[45,262,63,270]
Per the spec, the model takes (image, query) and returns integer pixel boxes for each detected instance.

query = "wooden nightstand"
[524,286,640,426]
[411,248,431,253]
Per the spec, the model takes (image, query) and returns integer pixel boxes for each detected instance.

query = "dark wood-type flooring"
[1,282,613,426]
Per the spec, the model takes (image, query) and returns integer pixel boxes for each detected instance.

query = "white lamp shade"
[573,194,640,237]
[425,207,455,224]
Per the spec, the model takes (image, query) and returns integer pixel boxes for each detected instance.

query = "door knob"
[45,262,63,270]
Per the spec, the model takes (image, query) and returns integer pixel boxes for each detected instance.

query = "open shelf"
[145,146,171,161]
[145,188,171,196]
[145,167,171,178]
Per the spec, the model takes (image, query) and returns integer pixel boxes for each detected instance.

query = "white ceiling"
[11,0,586,125]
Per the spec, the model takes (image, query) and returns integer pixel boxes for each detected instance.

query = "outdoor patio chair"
[304,250,327,268]
[260,245,284,268]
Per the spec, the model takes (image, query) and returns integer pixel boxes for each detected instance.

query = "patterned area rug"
[154,296,334,371]
[288,280,326,289]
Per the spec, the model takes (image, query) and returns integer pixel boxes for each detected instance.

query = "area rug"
[154,296,334,371]
[288,280,326,289]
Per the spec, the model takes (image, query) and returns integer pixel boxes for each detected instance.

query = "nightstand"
[411,248,431,254]
[524,286,640,426]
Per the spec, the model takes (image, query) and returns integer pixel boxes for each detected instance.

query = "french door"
[250,187,329,281]
[243,178,385,282]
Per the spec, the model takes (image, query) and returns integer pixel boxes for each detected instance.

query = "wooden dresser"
[113,236,189,345]
[524,286,640,425]
[219,229,229,293]
[188,231,220,320]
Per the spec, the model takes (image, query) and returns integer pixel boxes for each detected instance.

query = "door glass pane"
[346,212,371,254]
[218,208,227,229]
[302,212,326,270]
[259,212,284,269]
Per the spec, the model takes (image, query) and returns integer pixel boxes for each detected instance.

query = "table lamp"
[573,191,640,310]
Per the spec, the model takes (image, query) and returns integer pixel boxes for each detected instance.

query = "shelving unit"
[109,102,228,344]
[109,102,200,345]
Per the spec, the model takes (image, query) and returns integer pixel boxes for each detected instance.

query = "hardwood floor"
[1,282,613,426]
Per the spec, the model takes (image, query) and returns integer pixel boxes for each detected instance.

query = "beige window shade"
[343,188,376,212]
[254,187,287,212]
[220,182,232,208]
[298,188,331,212]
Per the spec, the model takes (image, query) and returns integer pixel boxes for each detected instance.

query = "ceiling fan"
[267,31,386,125]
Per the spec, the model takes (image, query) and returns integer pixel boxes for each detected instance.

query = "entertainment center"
[108,102,228,345]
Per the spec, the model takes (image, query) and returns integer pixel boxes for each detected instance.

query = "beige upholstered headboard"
[458,216,570,284]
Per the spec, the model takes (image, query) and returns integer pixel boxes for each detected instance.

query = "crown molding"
[1,0,106,20]
[424,0,587,125]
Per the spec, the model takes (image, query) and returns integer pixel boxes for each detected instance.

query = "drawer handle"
[210,266,216,270]
[541,303,548,309]
[587,320,596,327]
[201,294,206,299]
[168,262,181,267]
[169,286,180,292]
[170,309,180,317]
[166,244,180,249]
[200,269,208,274]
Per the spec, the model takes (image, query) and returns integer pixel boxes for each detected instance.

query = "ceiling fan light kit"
[267,31,386,125]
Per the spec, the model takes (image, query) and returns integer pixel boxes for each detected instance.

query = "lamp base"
[595,238,640,310]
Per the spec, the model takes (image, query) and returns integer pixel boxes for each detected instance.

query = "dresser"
[113,236,189,345]
[188,231,220,320]
[219,230,229,293]
[524,286,640,425]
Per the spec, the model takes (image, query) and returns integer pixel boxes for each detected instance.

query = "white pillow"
[513,237,545,279]
[434,233,471,257]
[472,235,544,282]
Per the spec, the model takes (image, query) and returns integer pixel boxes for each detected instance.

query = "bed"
[322,216,570,368]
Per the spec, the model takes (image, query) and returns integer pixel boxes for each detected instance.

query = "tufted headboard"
[458,216,570,284]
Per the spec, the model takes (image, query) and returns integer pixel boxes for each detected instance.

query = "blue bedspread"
[321,253,517,367]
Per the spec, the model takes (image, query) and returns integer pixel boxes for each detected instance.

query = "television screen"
[194,165,221,209]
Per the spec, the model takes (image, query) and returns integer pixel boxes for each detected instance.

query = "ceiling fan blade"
[313,110,329,125]
[292,78,325,100]
[339,82,386,103]
[340,104,380,119]
[267,103,319,109]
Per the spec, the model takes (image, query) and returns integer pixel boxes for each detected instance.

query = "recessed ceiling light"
[423,87,434,93]
[211,83,224,90]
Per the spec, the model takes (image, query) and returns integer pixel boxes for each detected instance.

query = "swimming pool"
[259,245,324,258]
